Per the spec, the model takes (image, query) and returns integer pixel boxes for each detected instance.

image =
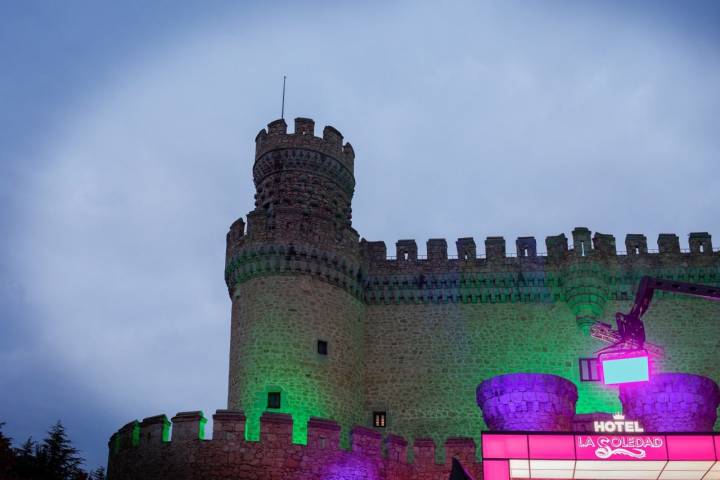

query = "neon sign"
[577,435,664,460]
[481,432,719,480]
[593,414,644,433]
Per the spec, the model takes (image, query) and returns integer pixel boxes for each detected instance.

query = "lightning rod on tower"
[281,75,286,120]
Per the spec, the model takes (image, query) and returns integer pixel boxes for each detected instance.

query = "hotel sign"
[576,435,665,460]
[481,432,720,480]
[593,414,644,433]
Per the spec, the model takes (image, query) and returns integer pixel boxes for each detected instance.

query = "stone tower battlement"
[227,117,361,275]
[255,117,355,172]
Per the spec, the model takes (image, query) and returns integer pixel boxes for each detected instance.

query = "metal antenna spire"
[281,75,286,120]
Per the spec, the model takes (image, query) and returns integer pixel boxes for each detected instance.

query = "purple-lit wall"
[476,373,578,431]
[620,373,720,432]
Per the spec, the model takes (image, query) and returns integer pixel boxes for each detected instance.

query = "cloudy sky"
[1,0,719,470]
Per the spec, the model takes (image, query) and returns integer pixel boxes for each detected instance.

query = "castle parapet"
[593,232,616,256]
[572,227,592,257]
[427,238,448,262]
[413,438,437,466]
[117,420,139,451]
[625,233,648,255]
[690,232,713,254]
[658,233,680,254]
[225,218,246,265]
[456,237,476,260]
[444,437,477,470]
[212,410,245,441]
[307,417,341,450]
[516,236,537,258]
[170,411,206,441]
[385,434,408,462]
[260,412,293,445]
[485,236,506,260]
[546,233,568,260]
[361,240,388,262]
[294,117,314,136]
[396,239,418,261]
[139,415,170,445]
[351,425,383,457]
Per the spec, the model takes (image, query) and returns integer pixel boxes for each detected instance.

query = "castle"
[107,118,720,479]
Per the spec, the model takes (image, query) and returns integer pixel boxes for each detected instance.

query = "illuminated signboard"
[593,414,644,433]
[481,432,720,480]
[598,349,650,385]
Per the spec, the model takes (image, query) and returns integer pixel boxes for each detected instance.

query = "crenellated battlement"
[107,410,481,480]
[361,228,717,263]
[254,117,356,173]
[359,228,719,311]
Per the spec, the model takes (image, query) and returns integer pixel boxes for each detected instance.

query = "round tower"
[224,117,366,443]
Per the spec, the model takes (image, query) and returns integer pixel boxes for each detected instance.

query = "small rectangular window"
[267,392,281,409]
[373,411,386,428]
[579,358,600,382]
[317,340,328,355]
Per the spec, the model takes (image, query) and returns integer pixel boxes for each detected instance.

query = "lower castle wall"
[107,412,483,480]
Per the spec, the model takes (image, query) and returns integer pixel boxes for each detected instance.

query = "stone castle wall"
[228,275,366,445]
[361,234,720,449]
[107,411,482,480]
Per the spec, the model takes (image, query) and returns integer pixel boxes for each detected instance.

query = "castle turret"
[224,117,366,443]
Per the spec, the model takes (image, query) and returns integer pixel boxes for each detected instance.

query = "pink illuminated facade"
[482,433,720,479]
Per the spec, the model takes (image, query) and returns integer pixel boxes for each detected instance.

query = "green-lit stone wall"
[364,296,720,458]
[228,275,366,445]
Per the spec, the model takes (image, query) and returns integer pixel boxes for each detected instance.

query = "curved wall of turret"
[225,118,367,443]
[476,373,578,431]
[620,373,720,432]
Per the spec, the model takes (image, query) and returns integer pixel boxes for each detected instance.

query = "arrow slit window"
[579,358,600,382]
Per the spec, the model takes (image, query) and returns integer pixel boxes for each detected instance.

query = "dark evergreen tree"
[0,422,16,479]
[89,466,106,480]
[11,437,39,479]
[37,421,85,480]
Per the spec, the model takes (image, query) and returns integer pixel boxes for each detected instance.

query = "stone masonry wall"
[228,275,366,445]
[107,411,483,480]
[358,231,720,457]
[362,294,720,458]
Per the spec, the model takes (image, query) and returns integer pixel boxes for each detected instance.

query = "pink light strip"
[482,433,720,478]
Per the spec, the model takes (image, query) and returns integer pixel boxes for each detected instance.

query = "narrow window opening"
[373,411,386,428]
[700,244,705,253]
[402,252,409,261]
[634,247,640,255]
[267,392,281,409]
[579,358,600,382]
[580,241,586,256]
[317,340,328,355]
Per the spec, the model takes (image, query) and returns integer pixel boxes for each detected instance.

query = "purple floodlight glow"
[599,349,650,385]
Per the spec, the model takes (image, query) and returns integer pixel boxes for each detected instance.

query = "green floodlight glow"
[600,352,650,385]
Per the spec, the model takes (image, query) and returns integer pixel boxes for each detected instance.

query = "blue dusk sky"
[1,0,719,470]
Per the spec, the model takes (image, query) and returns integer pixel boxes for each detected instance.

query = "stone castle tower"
[225,117,367,442]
